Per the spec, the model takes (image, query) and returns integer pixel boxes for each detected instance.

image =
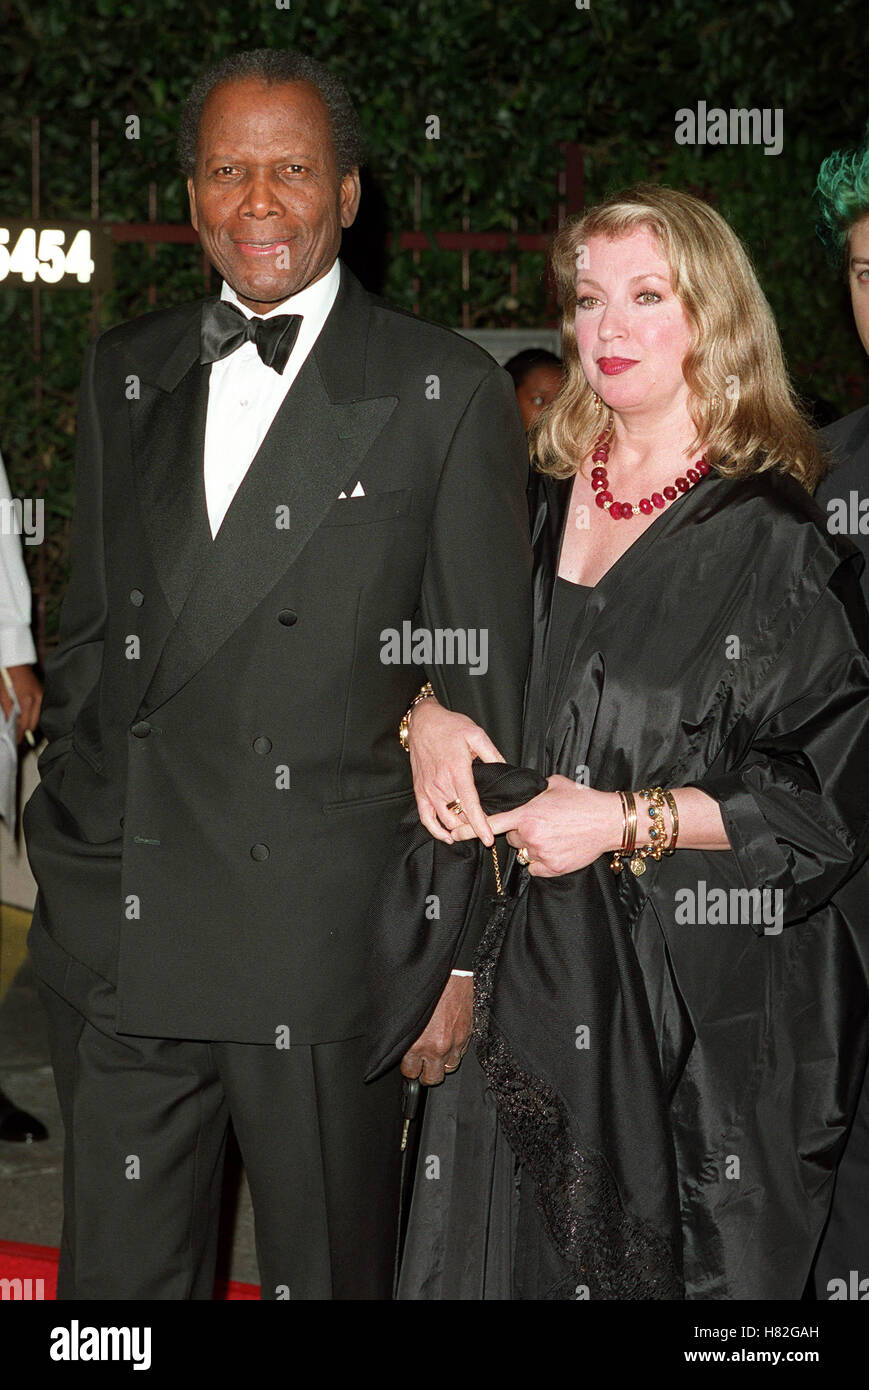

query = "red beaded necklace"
[590,430,709,520]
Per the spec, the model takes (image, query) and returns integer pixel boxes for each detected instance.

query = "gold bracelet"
[622,795,636,856]
[618,789,630,851]
[640,787,669,855]
[610,789,639,874]
[663,789,679,854]
[632,786,670,875]
[398,682,434,752]
[610,792,627,873]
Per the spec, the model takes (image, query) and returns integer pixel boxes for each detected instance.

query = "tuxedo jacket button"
[277,609,298,626]
[252,736,272,755]
[251,843,270,861]
[130,589,144,607]
[131,721,151,738]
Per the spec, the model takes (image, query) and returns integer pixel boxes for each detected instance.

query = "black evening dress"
[370,465,869,1300]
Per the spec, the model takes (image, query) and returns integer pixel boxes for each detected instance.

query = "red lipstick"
[597,357,639,375]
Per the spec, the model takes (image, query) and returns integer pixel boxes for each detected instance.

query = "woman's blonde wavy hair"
[531,184,825,491]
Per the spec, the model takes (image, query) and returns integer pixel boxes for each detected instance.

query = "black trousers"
[36,974,403,1300]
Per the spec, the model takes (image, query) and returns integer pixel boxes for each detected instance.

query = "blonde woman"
[390,185,869,1300]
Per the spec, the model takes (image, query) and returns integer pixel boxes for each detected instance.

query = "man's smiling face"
[187,77,361,312]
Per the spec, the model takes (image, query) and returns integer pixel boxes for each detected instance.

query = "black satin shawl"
[366,757,685,1299]
[486,468,869,1299]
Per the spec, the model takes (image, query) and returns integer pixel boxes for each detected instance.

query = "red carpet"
[0,1238,260,1300]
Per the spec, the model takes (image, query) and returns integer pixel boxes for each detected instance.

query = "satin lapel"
[521,473,572,767]
[544,470,606,759]
[137,273,397,718]
[129,344,213,620]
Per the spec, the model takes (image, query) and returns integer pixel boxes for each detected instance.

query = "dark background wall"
[1,0,867,645]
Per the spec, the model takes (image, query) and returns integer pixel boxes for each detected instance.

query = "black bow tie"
[200,300,303,374]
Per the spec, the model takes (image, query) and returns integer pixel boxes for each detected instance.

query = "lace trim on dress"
[473,896,684,1301]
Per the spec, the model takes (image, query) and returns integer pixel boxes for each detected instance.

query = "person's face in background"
[848,213,869,357]
[515,363,564,430]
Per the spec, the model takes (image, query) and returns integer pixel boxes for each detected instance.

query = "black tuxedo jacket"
[24,262,533,1044]
[817,403,869,608]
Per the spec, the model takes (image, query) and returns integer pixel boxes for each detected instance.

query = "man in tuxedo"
[23,49,532,1299]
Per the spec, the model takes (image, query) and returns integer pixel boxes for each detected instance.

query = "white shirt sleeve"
[0,450,37,668]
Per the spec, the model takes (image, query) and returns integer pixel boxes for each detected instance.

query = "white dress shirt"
[0,450,37,668]
[203,259,341,537]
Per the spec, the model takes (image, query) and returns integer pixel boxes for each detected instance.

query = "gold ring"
[443,1061,459,1073]
[446,799,463,815]
[517,847,531,866]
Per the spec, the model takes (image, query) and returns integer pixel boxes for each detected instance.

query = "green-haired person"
[813,122,869,1302]
[815,123,869,603]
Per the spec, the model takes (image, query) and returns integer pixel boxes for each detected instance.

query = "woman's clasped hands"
[450,773,624,878]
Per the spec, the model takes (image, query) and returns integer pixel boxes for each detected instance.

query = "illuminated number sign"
[0,222,113,290]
